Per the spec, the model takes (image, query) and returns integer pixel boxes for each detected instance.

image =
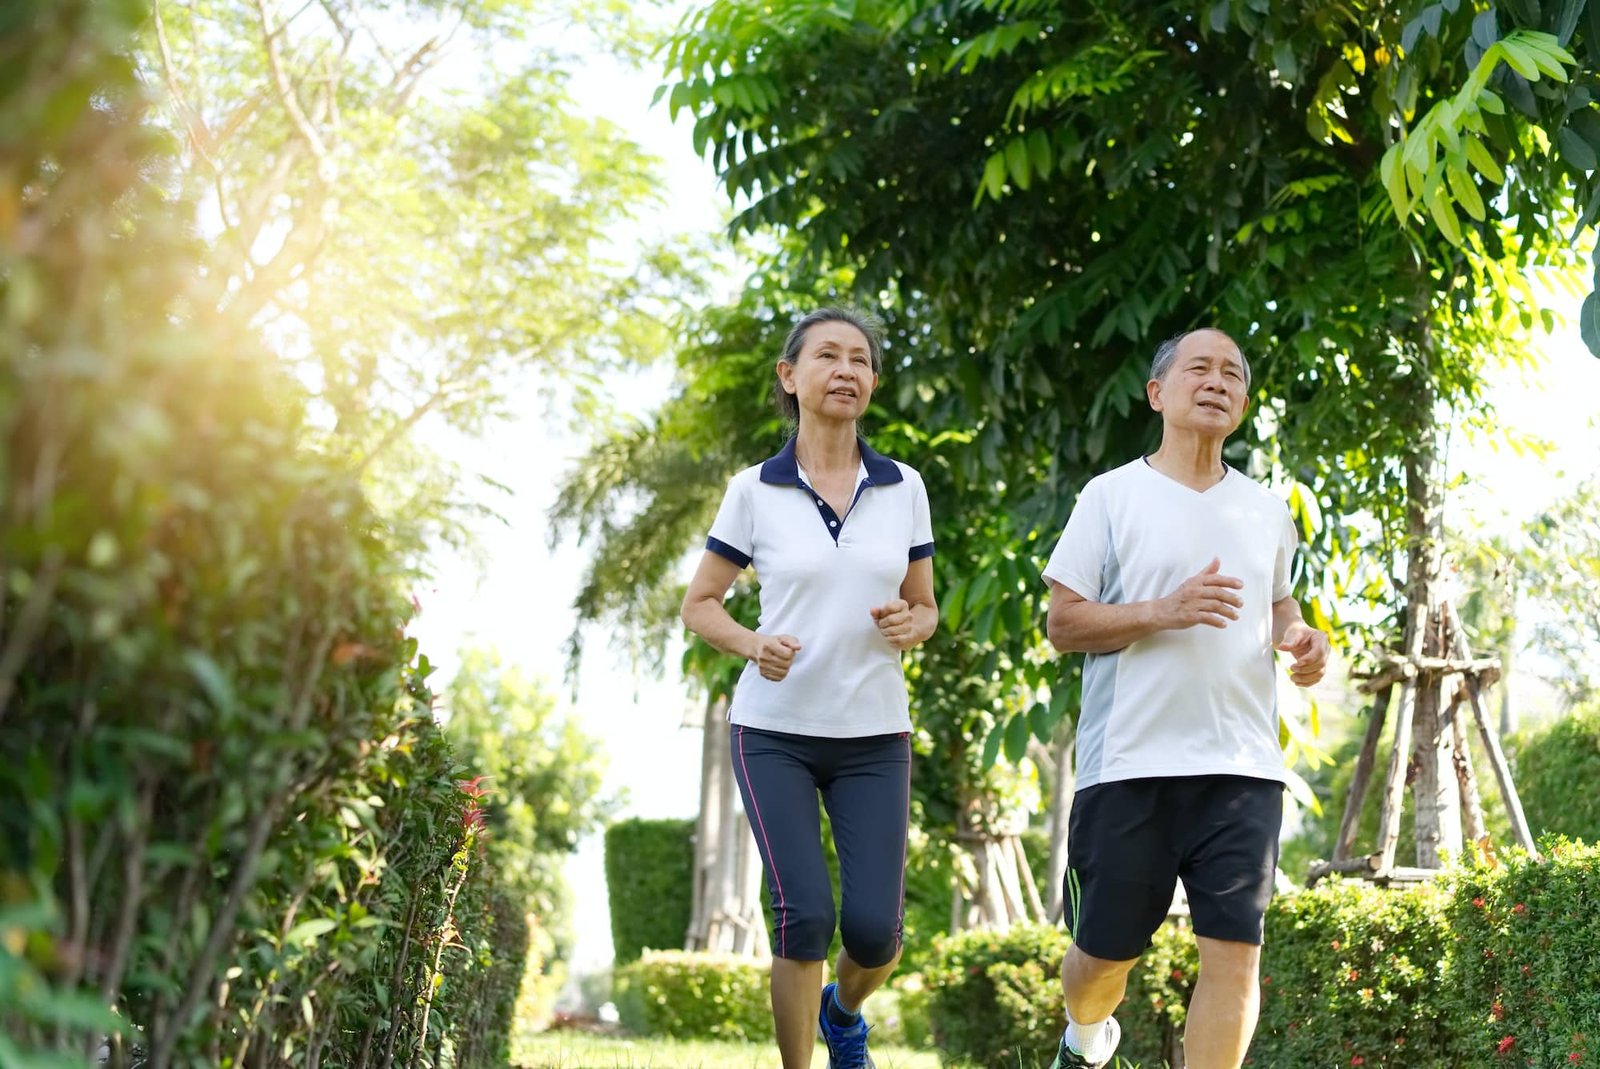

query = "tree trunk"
[686,691,767,957]
[1402,421,1461,869]
[685,694,725,950]
[1045,731,1075,923]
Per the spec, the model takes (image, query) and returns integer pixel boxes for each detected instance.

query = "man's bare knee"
[1063,944,1140,982]
[1195,936,1261,978]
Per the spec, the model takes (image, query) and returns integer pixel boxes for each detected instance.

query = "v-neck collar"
[1141,454,1232,496]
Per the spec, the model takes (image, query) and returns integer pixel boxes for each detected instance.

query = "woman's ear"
[775,358,797,395]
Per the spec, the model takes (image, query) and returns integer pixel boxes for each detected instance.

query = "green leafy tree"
[658,0,1579,873]
[145,0,691,547]
[1516,476,1600,705]
[442,647,613,927]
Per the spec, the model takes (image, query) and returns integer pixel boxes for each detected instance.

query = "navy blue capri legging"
[730,725,912,966]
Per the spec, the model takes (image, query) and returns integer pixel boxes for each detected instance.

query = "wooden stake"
[1448,683,1487,846]
[1334,684,1393,863]
[1443,602,1538,855]
[1372,678,1417,875]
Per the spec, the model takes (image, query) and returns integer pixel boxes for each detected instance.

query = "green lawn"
[512,1032,945,1069]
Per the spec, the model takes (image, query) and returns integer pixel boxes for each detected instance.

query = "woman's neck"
[793,420,860,475]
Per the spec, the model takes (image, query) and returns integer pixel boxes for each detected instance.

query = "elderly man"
[1040,328,1331,1069]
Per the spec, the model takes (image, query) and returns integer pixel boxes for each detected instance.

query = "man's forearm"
[1048,598,1166,654]
[1271,596,1303,645]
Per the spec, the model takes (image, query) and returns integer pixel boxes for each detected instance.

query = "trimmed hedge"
[1252,879,1454,1067]
[615,950,773,1041]
[1439,842,1600,1067]
[605,817,695,963]
[922,845,1600,1069]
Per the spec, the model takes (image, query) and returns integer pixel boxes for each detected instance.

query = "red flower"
[1348,969,1360,981]
[1569,1054,1581,1064]
[1513,902,1528,915]
[1331,939,1342,950]
[1497,1035,1516,1055]
[1171,968,1185,982]
[1473,896,1487,909]
[1350,1057,1365,1066]
[1493,1001,1505,1021]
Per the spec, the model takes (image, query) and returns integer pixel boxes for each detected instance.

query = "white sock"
[1064,1015,1111,1061]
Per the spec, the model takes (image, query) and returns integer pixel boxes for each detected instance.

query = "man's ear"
[1146,378,1164,412]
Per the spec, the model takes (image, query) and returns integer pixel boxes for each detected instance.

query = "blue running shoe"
[817,982,874,1069]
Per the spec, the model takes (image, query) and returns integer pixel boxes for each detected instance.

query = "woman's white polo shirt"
[705,438,934,738]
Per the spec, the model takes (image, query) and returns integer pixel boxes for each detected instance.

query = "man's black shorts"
[1063,774,1283,960]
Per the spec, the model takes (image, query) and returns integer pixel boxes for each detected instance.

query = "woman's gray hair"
[773,306,886,422]
[1149,328,1252,389]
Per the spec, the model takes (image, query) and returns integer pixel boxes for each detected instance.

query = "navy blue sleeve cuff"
[706,536,752,569]
[909,541,935,562]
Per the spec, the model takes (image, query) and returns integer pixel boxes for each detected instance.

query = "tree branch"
[253,0,332,173]
[152,1,220,170]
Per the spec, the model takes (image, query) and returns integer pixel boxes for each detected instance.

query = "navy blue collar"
[759,437,903,487]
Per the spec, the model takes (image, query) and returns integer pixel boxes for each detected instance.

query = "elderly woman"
[681,307,938,1069]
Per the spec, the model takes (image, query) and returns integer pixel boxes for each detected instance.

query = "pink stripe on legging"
[737,726,789,957]
[896,731,910,946]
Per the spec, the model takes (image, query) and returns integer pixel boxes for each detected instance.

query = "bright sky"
[406,16,1600,982]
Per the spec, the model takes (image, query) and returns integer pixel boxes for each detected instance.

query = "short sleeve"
[705,473,754,569]
[1041,479,1109,601]
[908,468,935,561]
[1272,502,1298,602]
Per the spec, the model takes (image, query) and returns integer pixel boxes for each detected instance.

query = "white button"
[829,520,838,527]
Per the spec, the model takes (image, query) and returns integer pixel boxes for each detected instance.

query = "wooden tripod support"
[1307,600,1538,885]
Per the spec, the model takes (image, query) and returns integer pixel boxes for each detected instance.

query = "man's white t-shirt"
[706,438,934,738]
[1042,458,1298,789]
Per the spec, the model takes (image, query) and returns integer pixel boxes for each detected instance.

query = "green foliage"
[1374,0,1600,351]
[445,648,613,915]
[443,649,613,1028]
[1508,705,1600,842]
[0,2,532,1066]
[652,0,1565,779]
[605,818,696,964]
[923,922,1195,1069]
[1253,880,1455,1067]
[1518,477,1600,705]
[614,951,773,1042]
[1440,841,1600,1066]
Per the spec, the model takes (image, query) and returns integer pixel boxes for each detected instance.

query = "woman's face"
[777,321,878,425]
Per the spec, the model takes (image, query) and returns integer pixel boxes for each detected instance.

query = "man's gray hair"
[1149,328,1252,389]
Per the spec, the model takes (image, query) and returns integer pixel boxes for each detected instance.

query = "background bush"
[605,817,695,964]
[1439,841,1600,1067]
[1251,879,1454,1067]
[614,950,773,1041]
[1507,705,1600,842]
[923,921,1196,1069]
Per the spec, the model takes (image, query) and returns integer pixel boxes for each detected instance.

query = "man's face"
[1147,330,1250,435]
